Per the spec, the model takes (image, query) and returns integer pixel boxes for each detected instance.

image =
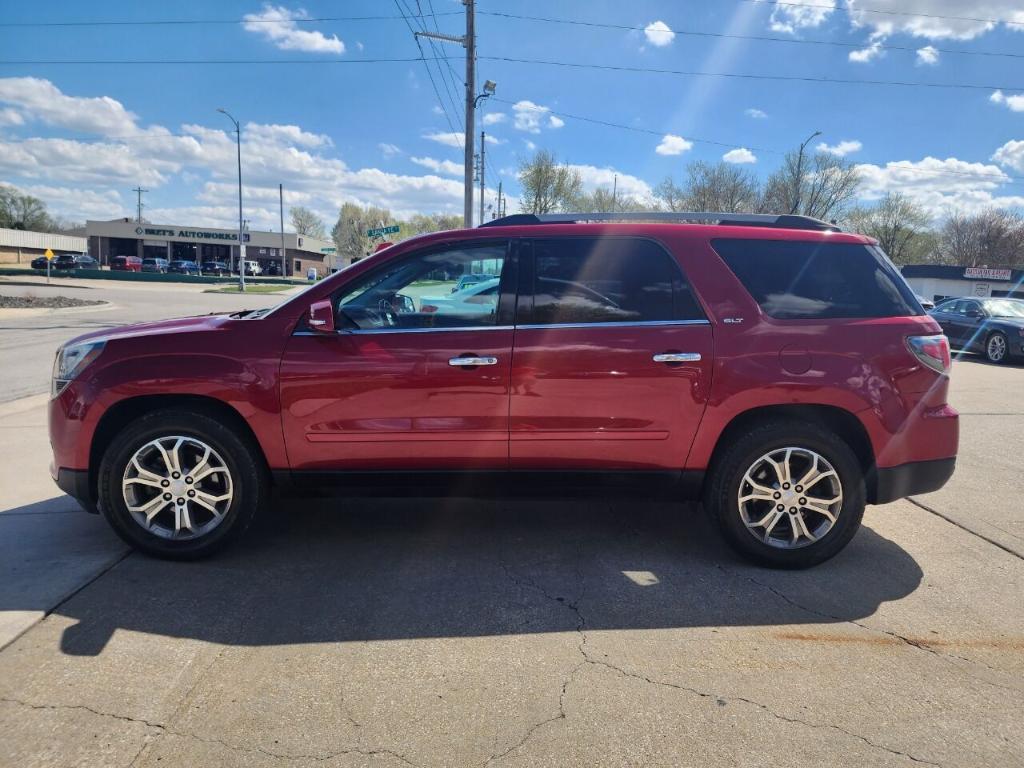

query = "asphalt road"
[0,280,1022,767]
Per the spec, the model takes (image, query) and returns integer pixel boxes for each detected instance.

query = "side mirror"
[308,299,336,333]
[965,308,983,319]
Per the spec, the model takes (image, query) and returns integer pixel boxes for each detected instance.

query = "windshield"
[983,298,1024,318]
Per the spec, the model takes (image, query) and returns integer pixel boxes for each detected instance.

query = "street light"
[474,79,496,108]
[790,129,823,216]
[216,108,246,292]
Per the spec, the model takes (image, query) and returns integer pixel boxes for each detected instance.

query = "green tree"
[331,203,395,265]
[517,150,582,214]
[0,186,56,231]
[844,193,934,265]
[290,206,327,239]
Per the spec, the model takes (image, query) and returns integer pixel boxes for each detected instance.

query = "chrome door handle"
[449,356,498,367]
[653,352,701,363]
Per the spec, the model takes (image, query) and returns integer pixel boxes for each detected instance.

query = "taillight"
[907,334,951,374]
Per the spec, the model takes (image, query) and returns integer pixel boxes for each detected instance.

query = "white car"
[419,278,500,318]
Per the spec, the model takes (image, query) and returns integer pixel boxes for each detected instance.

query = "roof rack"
[478,211,841,232]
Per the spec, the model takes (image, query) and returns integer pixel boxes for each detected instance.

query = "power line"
[428,0,468,125]
[0,12,461,27]
[478,11,1024,60]
[402,0,463,130]
[488,96,1024,186]
[394,1,461,145]
[482,56,1023,92]
[5,54,1018,93]
[740,0,1024,27]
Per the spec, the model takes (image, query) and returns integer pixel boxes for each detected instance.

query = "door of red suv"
[279,240,516,471]
[509,237,713,470]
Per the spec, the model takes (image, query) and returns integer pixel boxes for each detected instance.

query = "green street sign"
[321,247,336,253]
[367,224,400,237]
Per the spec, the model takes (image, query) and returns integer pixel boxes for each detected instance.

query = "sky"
[1,0,1024,230]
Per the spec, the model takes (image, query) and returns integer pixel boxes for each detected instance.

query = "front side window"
[336,243,507,330]
[526,238,702,325]
[712,238,922,320]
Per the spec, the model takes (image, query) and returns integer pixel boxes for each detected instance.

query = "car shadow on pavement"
[1,495,924,656]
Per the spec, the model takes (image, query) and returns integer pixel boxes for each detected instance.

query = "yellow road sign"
[44,248,54,260]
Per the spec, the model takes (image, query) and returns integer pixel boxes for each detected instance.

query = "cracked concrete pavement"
[0,280,1022,767]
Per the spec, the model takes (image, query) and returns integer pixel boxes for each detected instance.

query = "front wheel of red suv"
[704,420,866,569]
[97,410,268,560]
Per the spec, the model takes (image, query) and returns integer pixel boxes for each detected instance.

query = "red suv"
[110,255,143,272]
[48,213,958,567]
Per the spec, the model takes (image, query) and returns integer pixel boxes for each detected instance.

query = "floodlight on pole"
[217,108,245,292]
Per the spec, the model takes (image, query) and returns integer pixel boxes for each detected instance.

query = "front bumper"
[870,457,956,504]
[54,467,98,513]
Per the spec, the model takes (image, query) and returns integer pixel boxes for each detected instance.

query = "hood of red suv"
[64,313,236,347]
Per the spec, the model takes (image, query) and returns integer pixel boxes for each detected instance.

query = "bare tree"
[763,151,861,221]
[654,177,686,212]
[844,193,933,264]
[290,206,327,239]
[936,209,1024,268]
[517,150,582,214]
[653,163,761,213]
[573,187,653,213]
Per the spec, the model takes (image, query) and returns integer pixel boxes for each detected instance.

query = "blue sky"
[1,0,1023,228]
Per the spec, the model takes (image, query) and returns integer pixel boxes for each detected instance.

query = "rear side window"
[527,238,703,325]
[711,239,921,320]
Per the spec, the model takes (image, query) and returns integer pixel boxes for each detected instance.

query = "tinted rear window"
[711,239,921,320]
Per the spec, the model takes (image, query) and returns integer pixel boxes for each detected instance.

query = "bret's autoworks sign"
[964,267,1012,281]
[134,226,250,242]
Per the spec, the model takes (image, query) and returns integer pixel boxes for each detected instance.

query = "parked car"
[451,273,492,293]
[30,255,50,270]
[31,253,93,270]
[48,212,958,567]
[929,296,1024,364]
[420,277,500,319]
[201,261,229,277]
[141,257,169,274]
[168,260,201,276]
[110,255,143,272]
[236,260,263,276]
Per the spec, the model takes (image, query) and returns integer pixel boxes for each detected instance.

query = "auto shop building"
[86,218,336,277]
[901,264,1024,303]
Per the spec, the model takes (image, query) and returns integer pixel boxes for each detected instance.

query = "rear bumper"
[870,457,956,505]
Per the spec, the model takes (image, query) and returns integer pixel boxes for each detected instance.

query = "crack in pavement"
[728,566,1024,694]
[0,696,419,767]
[907,497,1024,562]
[488,557,943,767]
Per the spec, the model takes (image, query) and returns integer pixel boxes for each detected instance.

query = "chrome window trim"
[292,319,710,337]
[515,319,710,330]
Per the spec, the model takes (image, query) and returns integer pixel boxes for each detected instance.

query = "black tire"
[985,331,1009,364]
[98,409,268,560]
[703,419,866,569]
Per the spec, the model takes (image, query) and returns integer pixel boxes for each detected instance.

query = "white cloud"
[482,112,507,126]
[992,140,1024,173]
[817,140,863,157]
[655,134,693,156]
[423,131,464,148]
[242,5,344,54]
[378,142,402,157]
[849,41,884,63]
[245,122,332,148]
[569,165,655,205]
[916,45,940,65]
[524,140,537,151]
[0,107,24,127]
[723,148,757,164]
[847,0,1024,41]
[643,21,675,47]
[745,108,767,119]
[759,0,836,34]
[991,90,1024,113]
[0,76,141,137]
[511,100,564,133]
[856,156,1024,216]
[410,156,463,176]
[5,182,124,220]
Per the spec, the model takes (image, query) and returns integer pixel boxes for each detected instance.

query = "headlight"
[52,340,106,397]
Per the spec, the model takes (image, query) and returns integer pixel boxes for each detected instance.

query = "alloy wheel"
[987,334,1007,363]
[737,447,843,549]
[121,435,233,540]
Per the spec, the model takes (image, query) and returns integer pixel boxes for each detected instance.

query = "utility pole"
[414,1,494,228]
[279,183,287,278]
[611,175,617,213]
[495,180,502,220]
[479,130,486,226]
[790,130,822,216]
[132,186,148,223]
[217,108,245,291]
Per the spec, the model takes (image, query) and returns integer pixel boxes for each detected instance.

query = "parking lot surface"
[0,279,1022,767]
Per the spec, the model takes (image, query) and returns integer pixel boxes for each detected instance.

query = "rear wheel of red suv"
[704,420,865,569]
[97,410,267,559]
